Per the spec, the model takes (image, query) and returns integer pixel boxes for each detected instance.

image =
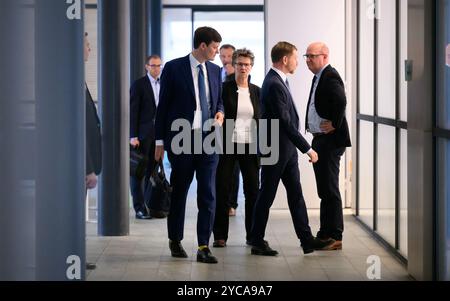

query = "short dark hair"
[220,44,236,51]
[271,41,297,63]
[232,48,255,66]
[85,32,88,37]
[146,55,161,65]
[193,27,222,49]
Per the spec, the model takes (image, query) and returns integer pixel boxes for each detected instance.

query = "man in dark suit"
[250,42,334,256]
[154,27,225,264]
[130,55,162,220]
[85,32,102,270]
[304,42,351,250]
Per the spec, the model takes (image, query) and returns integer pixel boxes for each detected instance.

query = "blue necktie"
[197,64,209,127]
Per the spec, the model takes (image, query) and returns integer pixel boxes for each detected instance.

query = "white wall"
[265,0,347,209]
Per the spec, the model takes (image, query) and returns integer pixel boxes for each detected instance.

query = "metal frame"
[355,0,407,263]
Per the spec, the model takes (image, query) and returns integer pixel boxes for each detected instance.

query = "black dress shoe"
[251,241,278,256]
[169,240,188,258]
[86,262,96,270]
[135,210,151,219]
[150,209,167,219]
[196,248,218,264]
[213,239,226,248]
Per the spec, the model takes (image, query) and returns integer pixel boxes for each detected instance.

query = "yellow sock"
[198,245,208,251]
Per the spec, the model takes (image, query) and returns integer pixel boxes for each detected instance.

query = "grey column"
[0,0,36,281]
[130,0,149,83]
[407,0,434,281]
[149,0,162,56]
[98,0,130,236]
[0,0,86,280]
[34,0,86,280]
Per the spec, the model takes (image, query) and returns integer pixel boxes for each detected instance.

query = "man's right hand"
[155,145,164,161]
[307,149,319,164]
[130,137,140,148]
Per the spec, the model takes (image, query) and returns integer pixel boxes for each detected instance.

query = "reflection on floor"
[86,203,412,281]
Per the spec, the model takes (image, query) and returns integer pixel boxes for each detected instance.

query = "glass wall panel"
[193,11,265,86]
[399,129,408,257]
[162,9,192,62]
[376,124,396,246]
[358,121,374,227]
[399,0,408,122]
[377,0,396,119]
[164,0,264,5]
[437,138,450,280]
[437,0,450,130]
[358,0,375,115]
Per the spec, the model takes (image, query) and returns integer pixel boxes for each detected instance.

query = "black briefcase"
[130,145,148,179]
[148,160,172,218]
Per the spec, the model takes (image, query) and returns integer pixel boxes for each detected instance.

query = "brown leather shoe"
[314,238,342,250]
[322,240,342,250]
[213,239,226,248]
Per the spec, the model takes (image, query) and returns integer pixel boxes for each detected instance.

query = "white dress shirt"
[189,53,211,130]
[147,73,160,108]
[233,86,254,144]
[307,64,329,134]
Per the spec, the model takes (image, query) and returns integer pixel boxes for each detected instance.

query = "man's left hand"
[214,112,225,127]
[86,173,98,190]
[320,120,335,134]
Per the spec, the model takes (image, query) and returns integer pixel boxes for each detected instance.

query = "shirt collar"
[190,53,205,70]
[271,66,287,83]
[147,73,159,83]
[315,64,330,81]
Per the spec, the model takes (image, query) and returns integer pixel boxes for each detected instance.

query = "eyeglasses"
[303,54,325,60]
[235,62,252,68]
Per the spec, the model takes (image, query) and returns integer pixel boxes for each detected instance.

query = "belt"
[312,133,326,138]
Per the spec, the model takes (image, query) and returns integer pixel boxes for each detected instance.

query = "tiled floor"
[86,202,412,281]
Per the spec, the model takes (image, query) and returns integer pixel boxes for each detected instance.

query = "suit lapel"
[182,55,196,102]
[144,75,156,110]
[206,61,216,111]
[270,70,299,120]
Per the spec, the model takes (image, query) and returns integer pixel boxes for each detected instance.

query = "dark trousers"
[167,149,219,246]
[228,162,240,209]
[130,138,155,214]
[214,144,259,242]
[250,152,313,245]
[312,135,346,241]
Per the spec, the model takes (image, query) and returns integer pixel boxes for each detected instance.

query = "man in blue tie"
[154,27,225,264]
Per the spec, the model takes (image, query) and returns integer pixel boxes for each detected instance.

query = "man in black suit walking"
[304,42,351,250]
[85,32,102,270]
[250,42,334,256]
[130,55,162,219]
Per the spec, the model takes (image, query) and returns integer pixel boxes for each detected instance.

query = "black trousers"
[214,144,259,242]
[130,138,155,214]
[312,135,346,241]
[250,152,313,246]
[228,162,240,209]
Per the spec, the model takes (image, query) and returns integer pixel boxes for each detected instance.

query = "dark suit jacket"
[261,69,310,159]
[86,86,102,175]
[221,79,261,149]
[305,65,351,148]
[155,55,224,146]
[130,75,157,142]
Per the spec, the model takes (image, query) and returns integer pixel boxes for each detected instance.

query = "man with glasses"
[130,55,163,219]
[304,42,351,250]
